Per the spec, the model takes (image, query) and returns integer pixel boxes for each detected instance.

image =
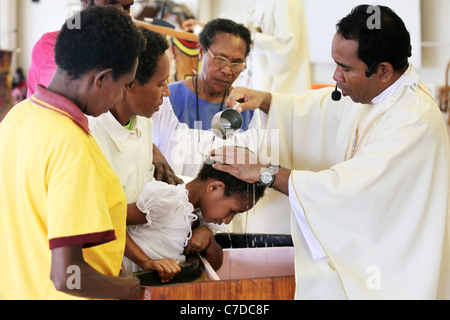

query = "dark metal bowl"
[132,255,202,287]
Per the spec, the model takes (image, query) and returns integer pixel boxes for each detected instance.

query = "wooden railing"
[133,19,198,42]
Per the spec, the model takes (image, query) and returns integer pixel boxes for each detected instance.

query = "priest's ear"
[377,62,395,84]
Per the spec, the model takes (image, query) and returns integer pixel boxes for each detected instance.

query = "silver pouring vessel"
[211,102,243,139]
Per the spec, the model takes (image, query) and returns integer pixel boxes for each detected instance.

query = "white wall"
[419,0,450,89]
[15,0,199,73]
[16,0,75,73]
[302,0,422,67]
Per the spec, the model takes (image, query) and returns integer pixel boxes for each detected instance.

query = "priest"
[211,5,450,299]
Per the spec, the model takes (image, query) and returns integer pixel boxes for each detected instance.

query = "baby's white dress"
[123,180,198,274]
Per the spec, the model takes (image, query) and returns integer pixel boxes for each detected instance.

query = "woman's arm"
[152,143,184,185]
[50,245,140,300]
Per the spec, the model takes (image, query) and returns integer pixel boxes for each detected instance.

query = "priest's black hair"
[336,4,412,72]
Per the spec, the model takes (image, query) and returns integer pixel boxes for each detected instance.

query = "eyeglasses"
[207,49,247,73]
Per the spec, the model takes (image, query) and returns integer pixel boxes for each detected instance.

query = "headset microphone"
[331,82,342,101]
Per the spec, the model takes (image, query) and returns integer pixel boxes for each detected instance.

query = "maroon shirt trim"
[49,230,117,250]
[30,84,90,135]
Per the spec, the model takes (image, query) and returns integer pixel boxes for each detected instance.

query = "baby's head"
[196,163,266,225]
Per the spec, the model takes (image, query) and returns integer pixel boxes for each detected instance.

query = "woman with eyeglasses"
[152,18,263,189]
[168,18,255,131]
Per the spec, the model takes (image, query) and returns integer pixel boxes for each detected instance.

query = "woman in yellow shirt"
[0,6,144,300]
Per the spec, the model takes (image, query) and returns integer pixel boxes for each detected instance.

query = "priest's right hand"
[225,87,272,114]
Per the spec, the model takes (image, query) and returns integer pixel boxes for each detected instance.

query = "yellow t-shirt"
[0,85,127,300]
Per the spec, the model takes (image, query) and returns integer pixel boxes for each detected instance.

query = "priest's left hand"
[210,146,266,184]
[210,146,291,196]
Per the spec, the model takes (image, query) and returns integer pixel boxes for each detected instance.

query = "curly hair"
[198,163,266,203]
[135,27,170,85]
[199,18,252,57]
[55,6,145,80]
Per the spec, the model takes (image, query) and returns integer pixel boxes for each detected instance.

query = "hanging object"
[0,50,13,122]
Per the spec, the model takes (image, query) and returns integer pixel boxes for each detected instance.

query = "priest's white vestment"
[230,0,311,234]
[263,72,450,299]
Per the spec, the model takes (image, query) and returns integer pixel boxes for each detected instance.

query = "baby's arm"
[125,204,182,283]
[143,259,181,284]
[185,226,223,270]
[125,232,181,283]
[126,203,147,226]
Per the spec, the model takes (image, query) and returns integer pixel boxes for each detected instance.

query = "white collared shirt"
[88,112,155,203]
[371,63,418,104]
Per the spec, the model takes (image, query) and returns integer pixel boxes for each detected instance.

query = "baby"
[124,162,266,282]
